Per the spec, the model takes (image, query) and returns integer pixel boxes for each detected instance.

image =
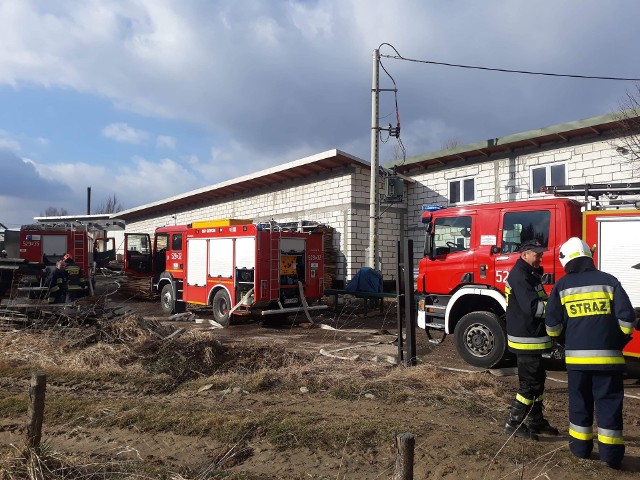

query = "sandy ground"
[2,279,640,479]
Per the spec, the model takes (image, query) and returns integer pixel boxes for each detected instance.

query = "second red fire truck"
[124,219,326,324]
[16,223,116,295]
[416,183,640,368]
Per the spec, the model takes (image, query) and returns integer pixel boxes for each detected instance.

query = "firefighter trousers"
[515,354,546,406]
[568,369,624,468]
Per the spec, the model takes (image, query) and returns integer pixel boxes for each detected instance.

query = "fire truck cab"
[417,185,640,368]
[124,219,326,325]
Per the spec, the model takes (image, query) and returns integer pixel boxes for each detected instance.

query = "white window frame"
[448,176,476,205]
[530,162,567,196]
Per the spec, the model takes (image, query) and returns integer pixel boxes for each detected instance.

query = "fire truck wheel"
[212,289,231,327]
[160,284,177,314]
[454,311,506,368]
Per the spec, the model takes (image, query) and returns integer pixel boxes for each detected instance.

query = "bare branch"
[94,194,123,214]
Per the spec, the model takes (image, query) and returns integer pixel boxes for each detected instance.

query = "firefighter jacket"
[64,261,83,291]
[505,258,551,354]
[46,267,68,303]
[545,258,636,370]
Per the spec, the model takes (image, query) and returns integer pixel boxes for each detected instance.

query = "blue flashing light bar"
[422,205,444,212]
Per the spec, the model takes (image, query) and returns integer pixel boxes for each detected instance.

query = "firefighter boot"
[504,400,539,441]
[527,401,559,435]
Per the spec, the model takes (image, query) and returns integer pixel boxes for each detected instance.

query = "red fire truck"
[18,223,116,293]
[124,219,326,325]
[416,183,640,368]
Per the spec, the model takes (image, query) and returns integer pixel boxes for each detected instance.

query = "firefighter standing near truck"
[503,239,558,440]
[545,237,636,469]
[63,254,83,301]
[46,260,68,304]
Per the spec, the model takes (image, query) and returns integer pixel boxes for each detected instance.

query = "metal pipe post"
[368,48,380,269]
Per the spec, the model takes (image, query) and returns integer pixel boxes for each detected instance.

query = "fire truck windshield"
[431,216,472,255]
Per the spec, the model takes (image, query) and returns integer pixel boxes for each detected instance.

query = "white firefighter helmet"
[559,237,592,268]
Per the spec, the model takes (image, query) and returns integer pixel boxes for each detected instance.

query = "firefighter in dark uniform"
[46,260,68,304]
[63,254,83,301]
[504,239,558,440]
[545,237,636,469]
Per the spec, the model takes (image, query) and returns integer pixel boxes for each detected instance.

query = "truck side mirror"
[424,223,434,259]
[490,246,501,255]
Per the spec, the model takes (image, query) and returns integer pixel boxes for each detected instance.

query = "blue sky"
[1,0,640,227]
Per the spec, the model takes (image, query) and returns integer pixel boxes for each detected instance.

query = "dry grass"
[0,312,542,479]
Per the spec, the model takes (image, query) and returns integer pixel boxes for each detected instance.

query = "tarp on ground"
[345,267,383,293]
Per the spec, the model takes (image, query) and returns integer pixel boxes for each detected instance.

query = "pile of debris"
[0,300,146,332]
[96,269,156,300]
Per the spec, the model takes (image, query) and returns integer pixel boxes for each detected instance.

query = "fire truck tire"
[454,311,506,368]
[160,284,177,314]
[212,289,231,327]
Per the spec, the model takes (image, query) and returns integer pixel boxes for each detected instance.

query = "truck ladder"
[269,231,280,301]
[71,231,87,269]
[542,183,640,210]
[542,183,640,198]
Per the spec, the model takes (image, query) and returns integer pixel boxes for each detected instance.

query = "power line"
[380,52,640,82]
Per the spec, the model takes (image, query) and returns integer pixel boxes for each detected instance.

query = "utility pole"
[368,48,380,270]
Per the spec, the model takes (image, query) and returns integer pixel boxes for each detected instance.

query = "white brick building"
[396,112,639,261]
[117,150,406,285]
[116,112,638,286]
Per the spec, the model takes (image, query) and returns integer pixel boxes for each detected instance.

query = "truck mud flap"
[425,322,447,345]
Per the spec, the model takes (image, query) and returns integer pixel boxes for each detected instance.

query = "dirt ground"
[1,276,640,479]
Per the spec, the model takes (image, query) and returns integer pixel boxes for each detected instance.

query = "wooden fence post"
[27,372,46,449]
[392,432,415,480]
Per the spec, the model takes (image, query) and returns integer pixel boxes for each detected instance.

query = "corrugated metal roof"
[116,149,369,221]
[391,112,636,173]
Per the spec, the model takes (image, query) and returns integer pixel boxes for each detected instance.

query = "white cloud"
[20,154,207,216]
[113,156,202,206]
[1,0,635,162]
[0,137,21,152]
[0,130,22,152]
[156,135,176,149]
[102,122,149,144]
[0,0,639,217]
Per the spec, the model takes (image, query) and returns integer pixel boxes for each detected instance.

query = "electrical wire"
[378,43,406,165]
[380,51,640,82]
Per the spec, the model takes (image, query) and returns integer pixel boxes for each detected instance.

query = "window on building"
[531,163,566,194]
[501,210,551,254]
[449,177,475,204]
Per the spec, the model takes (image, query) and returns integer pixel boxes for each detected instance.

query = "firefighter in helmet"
[63,253,83,301]
[545,237,636,469]
[46,260,68,304]
[503,239,558,440]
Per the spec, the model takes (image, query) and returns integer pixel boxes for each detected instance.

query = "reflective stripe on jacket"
[65,263,83,291]
[505,258,551,354]
[545,264,636,370]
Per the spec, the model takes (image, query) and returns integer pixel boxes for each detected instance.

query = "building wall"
[405,133,637,261]
[124,166,405,284]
